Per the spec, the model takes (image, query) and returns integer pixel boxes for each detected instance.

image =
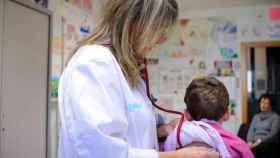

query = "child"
[164,77,254,158]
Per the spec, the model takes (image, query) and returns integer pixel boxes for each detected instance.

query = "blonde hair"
[76,0,178,87]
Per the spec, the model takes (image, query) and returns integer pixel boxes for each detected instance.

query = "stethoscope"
[143,59,185,149]
[105,43,185,149]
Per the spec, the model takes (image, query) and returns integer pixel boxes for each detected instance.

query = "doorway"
[241,41,280,123]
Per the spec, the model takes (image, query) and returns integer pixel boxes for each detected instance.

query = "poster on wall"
[157,19,209,65]
[61,8,93,68]
[51,76,60,98]
[209,17,238,60]
[247,9,268,39]
[150,63,198,121]
[180,19,209,56]
[268,7,280,39]
[64,0,93,12]
[148,19,210,122]
[239,7,280,41]
[214,60,234,77]
[216,77,237,101]
[50,14,66,99]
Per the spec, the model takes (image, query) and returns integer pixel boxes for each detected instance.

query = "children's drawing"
[214,60,234,77]
[209,17,238,59]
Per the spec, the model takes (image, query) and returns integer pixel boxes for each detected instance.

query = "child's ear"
[184,109,192,121]
[221,108,230,122]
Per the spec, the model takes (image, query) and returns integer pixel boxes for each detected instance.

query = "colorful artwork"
[220,47,238,59]
[180,19,209,56]
[238,8,280,41]
[61,7,94,67]
[229,100,237,115]
[63,19,80,66]
[83,0,93,11]
[269,7,280,21]
[268,23,280,39]
[209,17,238,59]
[233,61,241,73]
[65,0,93,12]
[51,76,60,98]
[80,17,91,37]
[214,61,234,77]
[53,36,62,50]
[148,6,280,128]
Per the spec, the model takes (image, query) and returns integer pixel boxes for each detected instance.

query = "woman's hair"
[258,93,272,105]
[184,77,229,121]
[74,0,178,87]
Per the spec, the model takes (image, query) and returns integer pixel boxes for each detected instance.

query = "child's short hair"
[184,77,229,121]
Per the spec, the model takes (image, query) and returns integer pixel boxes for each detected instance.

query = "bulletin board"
[147,6,280,133]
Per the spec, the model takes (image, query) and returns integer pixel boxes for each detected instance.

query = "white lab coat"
[58,45,159,158]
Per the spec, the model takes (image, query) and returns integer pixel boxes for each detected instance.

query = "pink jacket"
[209,122,254,158]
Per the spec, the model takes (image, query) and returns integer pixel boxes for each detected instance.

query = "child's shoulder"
[181,120,206,129]
[180,120,214,138]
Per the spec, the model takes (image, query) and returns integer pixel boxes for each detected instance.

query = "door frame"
[0,0,4,155]
[241,41,280,123]
[0,0,53,158]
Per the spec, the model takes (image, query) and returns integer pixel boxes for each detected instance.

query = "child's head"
[184,77,229,121]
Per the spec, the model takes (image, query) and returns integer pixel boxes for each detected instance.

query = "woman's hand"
[248,139,262,149]
[176,146,220,158]
[157,124,174,138]
[157,118,180,138]
[160,146,220,158]
[248,142,254,148]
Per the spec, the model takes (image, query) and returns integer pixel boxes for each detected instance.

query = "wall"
[47,1,99,158]
[177,0,280,13]
[28,0,280,147]
[47,0,99,98]
[148,5,280,133]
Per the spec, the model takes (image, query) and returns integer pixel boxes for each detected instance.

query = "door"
[0,0,3,155]
[0,0,50,158]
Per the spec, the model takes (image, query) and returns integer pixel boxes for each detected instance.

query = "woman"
[58,0,219,158]
[247,94,280,148]
[247,94,280,158]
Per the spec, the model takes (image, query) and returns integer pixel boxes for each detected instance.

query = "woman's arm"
[159,147,219,158]
[247,115,258,143]
[262,114,280,142]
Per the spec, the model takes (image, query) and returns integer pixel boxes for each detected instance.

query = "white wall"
[177,0,280,15]
[148,5,280,134]
[47,1,99,158]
